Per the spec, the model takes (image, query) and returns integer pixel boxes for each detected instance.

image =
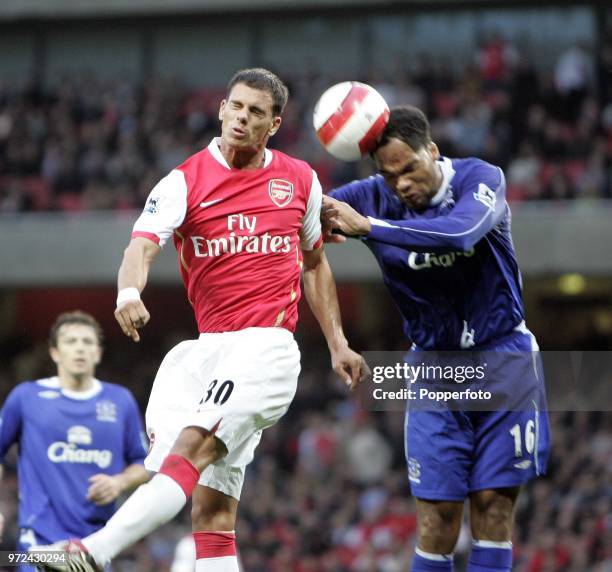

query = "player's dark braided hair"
[227,68,289,116]
[376,105,431,152]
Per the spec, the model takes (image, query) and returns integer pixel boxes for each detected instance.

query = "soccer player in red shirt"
[41,68,367,572]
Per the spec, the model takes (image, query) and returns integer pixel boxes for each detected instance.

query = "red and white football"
[313,81,390,161]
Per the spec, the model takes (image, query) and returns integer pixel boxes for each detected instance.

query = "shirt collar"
[208,137,273,169]
[41,376,104,400]
[429,157,455,206]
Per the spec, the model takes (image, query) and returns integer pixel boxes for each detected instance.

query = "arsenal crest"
[268,179,294,207]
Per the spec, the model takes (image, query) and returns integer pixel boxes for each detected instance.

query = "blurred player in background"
[0,311,149,571]
[43,68,366,572]
[324,105,550,572]
[170,533,197,572]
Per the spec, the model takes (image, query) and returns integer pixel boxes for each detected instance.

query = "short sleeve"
[132,170,188,248]
[299,170,323,251]
[0,386,24,462]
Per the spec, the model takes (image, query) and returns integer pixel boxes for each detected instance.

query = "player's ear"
[49,346,60,365]
[268,116,282,137]
[94,346,103,367]
[218,99,227,122]
[428,141,440,161]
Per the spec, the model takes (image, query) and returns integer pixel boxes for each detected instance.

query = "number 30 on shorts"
[201,379,235,406]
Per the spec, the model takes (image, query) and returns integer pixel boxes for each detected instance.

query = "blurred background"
[0,0,611,570]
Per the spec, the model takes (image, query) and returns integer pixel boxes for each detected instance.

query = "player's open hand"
[115,300,150,343]
[87,474,123,506]
[331,346,371,391]
[322,195,372,237]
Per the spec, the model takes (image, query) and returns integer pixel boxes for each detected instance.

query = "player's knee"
[191,503,235,531]
[471,489,518,540]
[171,426,227,472]
[417,501,463,553]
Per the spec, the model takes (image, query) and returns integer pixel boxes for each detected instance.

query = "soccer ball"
[313,81,390,161]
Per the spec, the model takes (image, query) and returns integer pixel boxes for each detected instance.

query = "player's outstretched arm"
[115,237,161,343]
[87,463,150,506]
[324,168,507,252]
[322,195,372,237]
[302,247,369,390]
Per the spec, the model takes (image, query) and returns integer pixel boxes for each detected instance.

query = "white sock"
[82,473,188,564]
[195,556,239,571]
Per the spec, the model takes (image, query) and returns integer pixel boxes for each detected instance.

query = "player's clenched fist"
[115,289,150,343]
[87,474,123,506]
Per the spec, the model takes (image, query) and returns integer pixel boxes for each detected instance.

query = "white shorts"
[144,327,300,499]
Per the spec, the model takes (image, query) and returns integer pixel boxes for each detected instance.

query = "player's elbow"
[301,246,325,272]
[454,235,476,252]
[123,238,159,264]
[123,240,142,261]
[447,231,481,252]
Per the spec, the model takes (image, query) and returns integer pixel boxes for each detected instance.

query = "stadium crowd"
[0,35,611,213]
[0,318,610,572]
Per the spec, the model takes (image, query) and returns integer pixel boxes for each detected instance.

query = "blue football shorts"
[404,326,551,501]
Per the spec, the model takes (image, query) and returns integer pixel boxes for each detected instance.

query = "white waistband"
[198,326,293,340]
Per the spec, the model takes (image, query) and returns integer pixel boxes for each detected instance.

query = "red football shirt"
[132,138,323,333]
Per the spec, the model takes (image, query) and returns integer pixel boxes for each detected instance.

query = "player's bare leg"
[191,485,239,571]
[466,487,519,571]
[40,426,227,570]
[170,426,229,472]
[469,487,519,540]
[412,499,463,570]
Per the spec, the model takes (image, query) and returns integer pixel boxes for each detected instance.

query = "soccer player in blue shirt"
[0,311,149,571]
[324,106,550,572]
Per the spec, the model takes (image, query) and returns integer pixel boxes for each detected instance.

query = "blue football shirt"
[0,377,147,541]
[331,156,525,350]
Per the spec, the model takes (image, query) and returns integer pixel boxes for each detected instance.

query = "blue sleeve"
[329,176,378,215]
[122,390,147,465]
[366,165,507,253]
[0,386,24,462]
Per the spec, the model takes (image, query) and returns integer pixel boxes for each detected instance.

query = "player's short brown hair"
[49,311,104,348]
[377,105,431,152]
[226,68,289,116]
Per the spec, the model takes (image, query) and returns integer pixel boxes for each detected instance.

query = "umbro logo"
[514,460,532,470]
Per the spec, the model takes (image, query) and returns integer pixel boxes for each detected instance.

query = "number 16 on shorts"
[509,419,535,457]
